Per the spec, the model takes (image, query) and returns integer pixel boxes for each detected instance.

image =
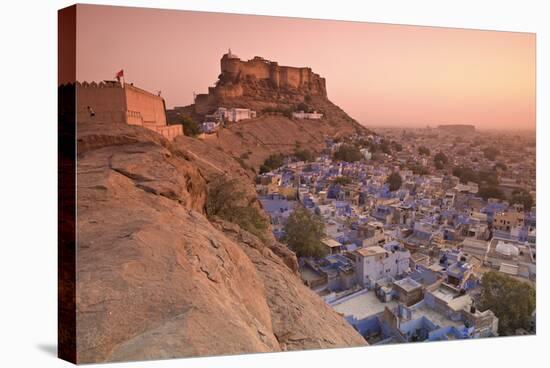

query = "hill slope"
[75,122,366,363]
[168,54,372,171]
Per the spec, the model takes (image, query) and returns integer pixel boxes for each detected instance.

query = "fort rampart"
[193,53,328,115]
[75,81,181,140]
[220,55,327,95]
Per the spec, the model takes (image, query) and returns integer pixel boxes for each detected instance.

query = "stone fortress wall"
[76,81,181,141]
[194,51,327,115]
[76,81,127,124]
[125,84,167,126]
[220,53,327,96]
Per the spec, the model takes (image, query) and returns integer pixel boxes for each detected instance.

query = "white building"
[461,238,490,258]
[360,148,372,160]
[292,110,323,120]
[360,222,386,247]
[201,121,220,134]
[455,181,479,194]
[213,107,257,122]
[353,242,411,289]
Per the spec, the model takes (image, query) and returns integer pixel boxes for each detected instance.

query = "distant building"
[454,181,479,194]
[393,277,423,306]
[200,121,220,134]
[358,222,386,247]
[437,124,476,134]
[353,242,410,289]
[322,237,344,255]
[461,238,490,258]
[213,107,257,122]
[302,254,357,292]
[360,148,372,160]
[258,194,295,239]
[292,110,323,120]
[76,80,182,141]
[485,238,536,279]
[493,211,525,233]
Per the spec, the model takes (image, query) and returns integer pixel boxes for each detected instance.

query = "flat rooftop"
[414,304,464,329]
[394,277,422,292]
[332,291,397,320]
[430,286,458,303]
[322,238,342,248]
[300,266,324,283]
[356,246,386,257]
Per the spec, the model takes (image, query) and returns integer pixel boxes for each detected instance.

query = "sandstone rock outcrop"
[75,122,366,363]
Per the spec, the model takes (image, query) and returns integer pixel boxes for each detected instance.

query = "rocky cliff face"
[75,122,366,363]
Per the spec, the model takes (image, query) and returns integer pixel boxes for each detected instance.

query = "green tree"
[178,116,201,137]
[478,185,505,200]
[380,141,391,154]
[333,144,363,162]
[333,176,352,185]
[494,162,508,171]
[510,189,534,210]
[483,146,500,161]
[386,172,403,191]
[296,102,310,112]
[434,151,449,170]
[453,166,477,184]
[418,146,431,156]
[408,164,430,175]
[479,271,536,335]
[477,170,498,186]
[294,149,314,162]
[434,152,449,164]
[391,141,403,152]
[283,206,326,258]
[206,175,268,239]
[259,154,285,174]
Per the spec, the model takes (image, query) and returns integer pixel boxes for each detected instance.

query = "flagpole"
[116,69,124,88]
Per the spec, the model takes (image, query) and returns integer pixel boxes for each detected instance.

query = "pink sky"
[76,4,535,130]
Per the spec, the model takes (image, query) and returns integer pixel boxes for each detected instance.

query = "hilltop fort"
[165,51,370,172]
[219,49,326,95]
[192,50,328,115]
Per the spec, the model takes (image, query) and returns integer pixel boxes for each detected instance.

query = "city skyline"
[76,4,535,130]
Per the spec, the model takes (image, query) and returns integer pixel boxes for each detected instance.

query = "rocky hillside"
[75,122,366,363]
[168,54,372,171]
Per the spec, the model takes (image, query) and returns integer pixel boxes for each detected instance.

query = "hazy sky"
[76,4,535,130]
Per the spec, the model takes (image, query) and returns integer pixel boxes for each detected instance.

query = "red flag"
[115,69,124,80]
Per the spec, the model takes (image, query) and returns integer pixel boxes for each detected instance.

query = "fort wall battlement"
[220,54,326,95]
[193,53,328,115]
[74,81,180,140]
[76,81,127,124]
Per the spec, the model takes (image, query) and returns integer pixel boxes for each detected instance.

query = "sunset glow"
[76,5,535,130]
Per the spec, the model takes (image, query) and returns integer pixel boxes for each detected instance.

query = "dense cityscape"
[257,125,536,344]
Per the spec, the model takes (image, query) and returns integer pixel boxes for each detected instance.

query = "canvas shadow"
[37,343,57,357]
